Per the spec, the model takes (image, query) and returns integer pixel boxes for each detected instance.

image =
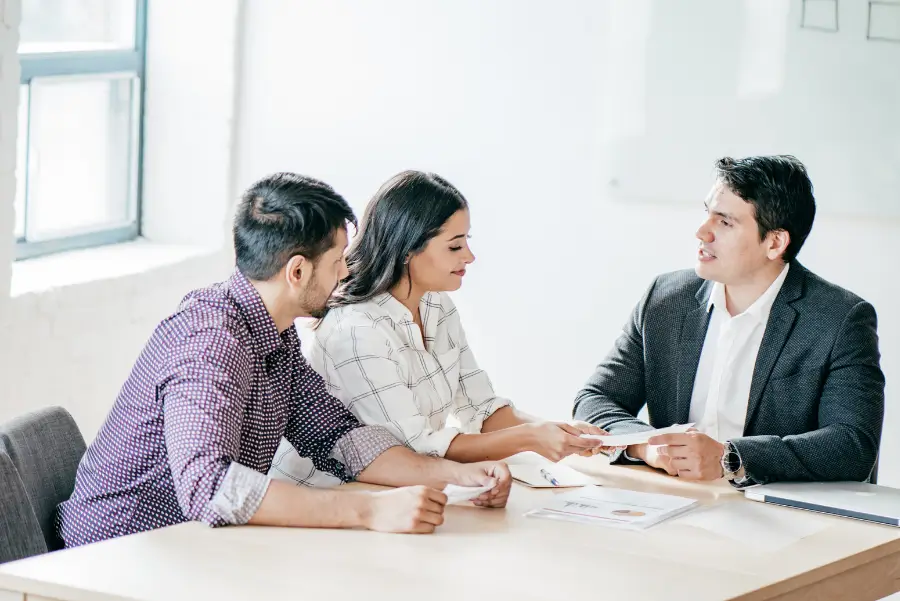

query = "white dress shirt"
[688,264,791,442]
[269,291,511,486]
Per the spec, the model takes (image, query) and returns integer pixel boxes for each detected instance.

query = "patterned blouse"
[271,291,510,487]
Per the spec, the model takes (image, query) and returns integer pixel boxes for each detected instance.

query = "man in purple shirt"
[57,173,511,547]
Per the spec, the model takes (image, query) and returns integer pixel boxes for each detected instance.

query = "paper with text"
[526,485,698,530]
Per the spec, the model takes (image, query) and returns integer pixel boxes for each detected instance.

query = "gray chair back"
[0,407,87,554]
[0,452,48,563]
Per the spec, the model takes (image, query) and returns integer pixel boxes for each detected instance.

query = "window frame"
[15,0,149,261]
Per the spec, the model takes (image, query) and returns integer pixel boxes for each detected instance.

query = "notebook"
[744,481,900,527]
[504,452,600,488]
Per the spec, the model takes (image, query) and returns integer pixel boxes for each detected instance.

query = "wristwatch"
[720,441,743,481]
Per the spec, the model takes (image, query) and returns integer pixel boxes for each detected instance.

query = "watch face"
[724,446,741,472]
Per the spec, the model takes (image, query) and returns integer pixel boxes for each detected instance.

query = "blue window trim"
[15,0,148,261]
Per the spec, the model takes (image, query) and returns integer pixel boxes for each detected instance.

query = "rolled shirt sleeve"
[209,463,271,524]
[334,425,403,476]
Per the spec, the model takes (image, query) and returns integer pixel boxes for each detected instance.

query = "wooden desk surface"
[2,456,899,601]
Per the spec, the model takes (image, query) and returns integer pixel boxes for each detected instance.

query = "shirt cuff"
[334,425,402,477]
[417,426,462,457]
[209,462,271,525]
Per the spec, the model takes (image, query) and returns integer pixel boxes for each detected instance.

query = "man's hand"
[628,443,678,475]
[450,461,512,508]
[523,422,604,462]
[362,486,448,533]
[648,432,725,481]
[464,461,512,507]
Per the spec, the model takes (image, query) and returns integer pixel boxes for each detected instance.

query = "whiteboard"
[602,0,900,217]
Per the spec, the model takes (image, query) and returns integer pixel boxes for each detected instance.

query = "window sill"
[11,238,221,297]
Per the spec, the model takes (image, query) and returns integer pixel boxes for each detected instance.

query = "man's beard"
[301,280,337,320]
[308,303,328,320]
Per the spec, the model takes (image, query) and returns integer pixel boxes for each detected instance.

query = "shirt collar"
[229,268,284,357]
[374,292,416,323]
[374,291,437,326]
[707,263,791,323]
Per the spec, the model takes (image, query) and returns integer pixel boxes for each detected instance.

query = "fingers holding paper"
[566,421,624,457]
[470,462,512,508]
[450,461,511,508]
[525,422,605,462]
[649,432,725,481]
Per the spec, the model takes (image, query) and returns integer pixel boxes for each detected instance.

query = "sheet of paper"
[579,423,695,447]
[526,485,698,530]
[503,451,600,488]
[442,482,494,504]
[673,500,827,553]
[508,464,598,488]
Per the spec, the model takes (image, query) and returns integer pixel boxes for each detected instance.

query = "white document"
[674,500,827,553]
[504,451,600,488]
[526,485,698,530]
[442,482,494,504]
[508,464,598,488]
[579,423,695,447]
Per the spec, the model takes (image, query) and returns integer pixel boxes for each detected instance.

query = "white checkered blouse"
[270,291,511,486]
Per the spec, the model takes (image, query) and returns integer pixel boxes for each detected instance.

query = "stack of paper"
[526,485,698,530]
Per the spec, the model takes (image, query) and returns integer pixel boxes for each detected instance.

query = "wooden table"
[2,455,899,601]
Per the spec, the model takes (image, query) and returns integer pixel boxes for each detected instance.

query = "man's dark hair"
[714,155,816,263]
[233,172,357,281]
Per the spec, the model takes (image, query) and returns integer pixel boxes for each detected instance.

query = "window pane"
[25,75,138,241]
[19,0,137,54]
[14,86,29,240]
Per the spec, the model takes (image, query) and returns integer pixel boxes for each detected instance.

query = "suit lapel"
[676,282,713,424]
[744,263,805,433]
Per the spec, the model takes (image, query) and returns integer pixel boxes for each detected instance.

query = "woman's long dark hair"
[330,170,468,307]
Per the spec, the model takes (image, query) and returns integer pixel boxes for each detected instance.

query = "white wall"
[605,0,900,218]
[0,0,19,297]
[236,0,899,482]
[0,0,236,440]
[1,0,896,484]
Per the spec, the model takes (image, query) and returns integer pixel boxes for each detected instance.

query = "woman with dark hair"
[270,171,610,486]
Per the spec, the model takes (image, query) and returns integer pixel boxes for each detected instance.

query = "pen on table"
[540,468,560,487]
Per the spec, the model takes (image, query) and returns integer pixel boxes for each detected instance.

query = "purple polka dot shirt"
[56,270,400,547]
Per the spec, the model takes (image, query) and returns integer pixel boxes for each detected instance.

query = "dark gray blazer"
[573,262,884,485]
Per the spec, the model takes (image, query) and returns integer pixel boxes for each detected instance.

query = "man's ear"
[284,255,309,287]
[766,229,791,261]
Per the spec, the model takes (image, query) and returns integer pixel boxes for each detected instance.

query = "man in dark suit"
[574,155,884,487]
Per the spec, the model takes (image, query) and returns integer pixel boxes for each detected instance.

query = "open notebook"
[505,452,600,488]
